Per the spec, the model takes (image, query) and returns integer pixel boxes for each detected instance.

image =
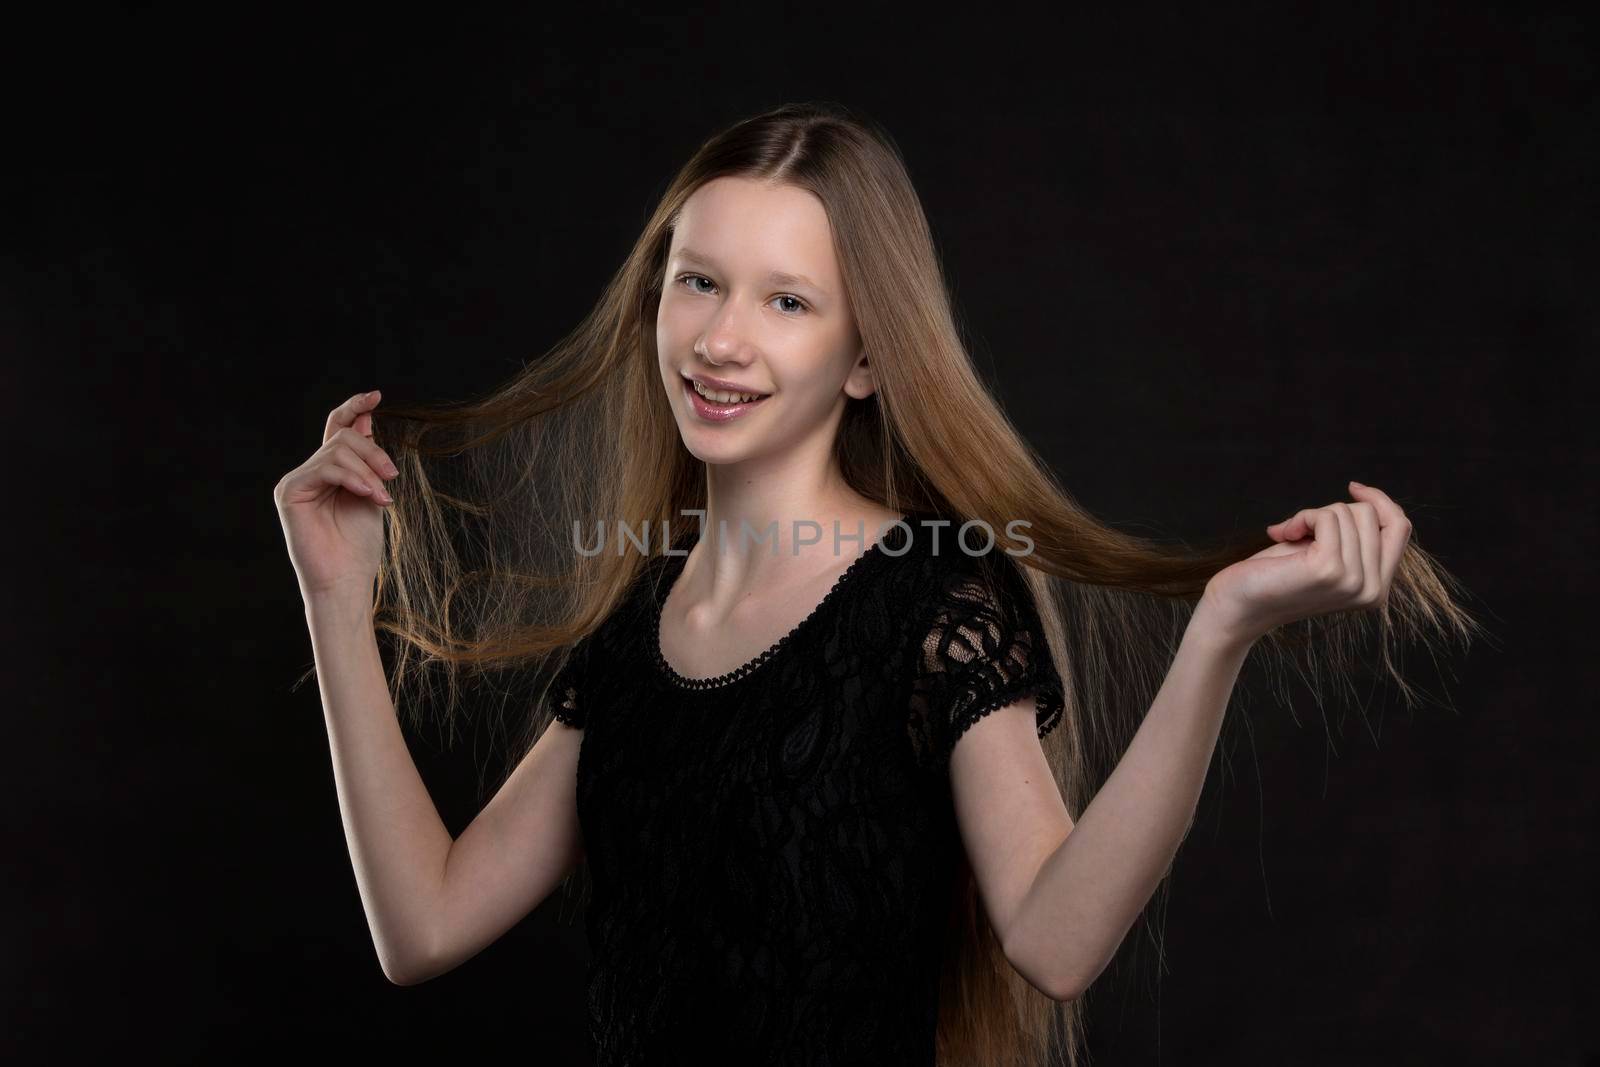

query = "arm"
[999,598,1253,1000]
[307,592,588,986]
[306,590,454,984]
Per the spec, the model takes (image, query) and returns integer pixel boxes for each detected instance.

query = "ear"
[843,347,877,401]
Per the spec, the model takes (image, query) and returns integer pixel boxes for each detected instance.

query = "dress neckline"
[650,513,915,690]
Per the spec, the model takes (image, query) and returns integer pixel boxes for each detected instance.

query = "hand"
[273,390,402,602]
[1198,481,1413,647]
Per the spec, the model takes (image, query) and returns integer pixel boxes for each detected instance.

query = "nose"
[695,302,759,367]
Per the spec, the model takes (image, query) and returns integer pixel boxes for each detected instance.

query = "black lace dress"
[547,512,1065,1065]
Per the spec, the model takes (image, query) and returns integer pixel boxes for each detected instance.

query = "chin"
[679,436,753,466]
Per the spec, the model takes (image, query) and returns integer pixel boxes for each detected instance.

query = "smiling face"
[656,176,872,467]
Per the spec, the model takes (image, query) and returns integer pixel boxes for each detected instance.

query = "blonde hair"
[334,101,1485,1066]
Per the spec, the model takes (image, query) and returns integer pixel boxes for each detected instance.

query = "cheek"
[654,306,674,356]
[789,344,853,397]
[656,301,700,358]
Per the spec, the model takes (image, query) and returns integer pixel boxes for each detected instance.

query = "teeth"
[692,379,763,404]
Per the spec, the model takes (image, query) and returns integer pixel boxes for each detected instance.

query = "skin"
[645,178,1421,1001]
[654,175,902,681]
[975,482,1412,1001]
[282,186,1414,994]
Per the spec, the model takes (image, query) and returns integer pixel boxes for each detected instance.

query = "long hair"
[326,101,1485,1066]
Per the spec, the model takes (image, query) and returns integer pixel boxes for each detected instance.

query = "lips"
[682,376,770,421]
[684,373,769,400]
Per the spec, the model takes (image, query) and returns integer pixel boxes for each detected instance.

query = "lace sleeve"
[548,632,595,729]
[907,560,1065,773]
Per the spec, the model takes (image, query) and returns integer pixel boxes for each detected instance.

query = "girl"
[274,101,1480,1066]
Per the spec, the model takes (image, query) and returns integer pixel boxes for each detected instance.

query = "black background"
[6,5,1594,1064]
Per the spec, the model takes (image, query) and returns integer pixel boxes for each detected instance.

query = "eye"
[675,273,810,316]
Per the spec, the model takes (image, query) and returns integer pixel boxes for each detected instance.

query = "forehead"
[670,177,839,283]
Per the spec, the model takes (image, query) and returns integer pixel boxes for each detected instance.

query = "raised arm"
[305,591,586,985]
[304,591,455,983]
[981,482,1410,998]
[279,389,585,987]
[961,608,1251,1001]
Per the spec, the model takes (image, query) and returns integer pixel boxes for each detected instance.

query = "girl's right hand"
[274,390,401,602]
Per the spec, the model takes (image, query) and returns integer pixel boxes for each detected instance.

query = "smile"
[682,376,770,422]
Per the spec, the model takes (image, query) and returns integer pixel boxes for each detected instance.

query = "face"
[656,176,871,466]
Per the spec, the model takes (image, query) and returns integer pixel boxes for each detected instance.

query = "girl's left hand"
[1198,480,1413,647]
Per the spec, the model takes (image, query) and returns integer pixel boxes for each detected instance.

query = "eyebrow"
[672,247,832,297]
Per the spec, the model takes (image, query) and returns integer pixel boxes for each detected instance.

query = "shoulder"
[894,516,1066,772]
[547,549,676,726]
[897,516,1040,628]
[887,514,1055,685]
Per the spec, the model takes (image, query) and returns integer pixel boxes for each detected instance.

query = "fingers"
[1307,503,1352,589]
[278,449,386,504]
[1272,506,1340,566]
[1272,505,1353,587]
[1348,481,1413,601]
[1265,483,1412,612]
[324,389,382,446]
[1329,502,1361,592]
[329,425,400,478]
[326,453,386,502]
[1348,500,1382,606]
[1269,506,1324,544]
[327,427,399,502]
[327,450,393,504]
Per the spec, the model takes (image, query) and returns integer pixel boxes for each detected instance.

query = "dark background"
[6,5,1594,1064]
